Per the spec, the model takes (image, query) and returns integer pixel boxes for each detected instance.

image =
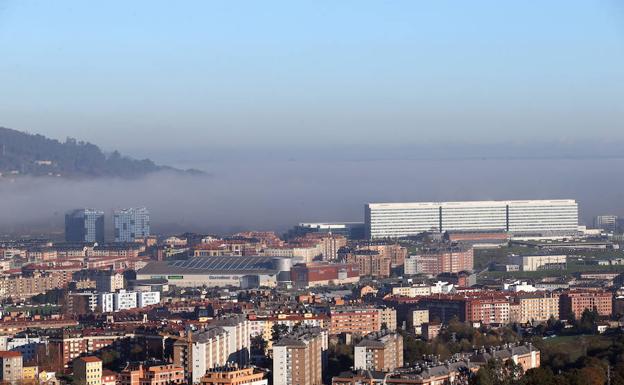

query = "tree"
[271,324,289,341]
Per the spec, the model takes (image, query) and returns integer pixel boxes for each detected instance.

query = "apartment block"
[345,251,391,278]
[0,351,23,385]
[354,332,403,372]
[510,292,559,324]
[200,366,267,385]
[559,290,613,319]
[119,364,184,385]
[329,307,396,335]
[273,327,327,385]
[413,245,474,275]
[74,356,102,385]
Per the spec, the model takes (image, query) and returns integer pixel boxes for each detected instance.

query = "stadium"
[136,256,293,288]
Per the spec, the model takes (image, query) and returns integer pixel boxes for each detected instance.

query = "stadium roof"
[138,256,282,275]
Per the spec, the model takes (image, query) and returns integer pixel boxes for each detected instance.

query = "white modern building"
[365,199,579,239]
[99,293,115,312]
[137,291,161,307]
[114,290,138,310]
[98,290,160,312]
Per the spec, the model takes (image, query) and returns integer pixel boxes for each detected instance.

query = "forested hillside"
[0,127,173,178]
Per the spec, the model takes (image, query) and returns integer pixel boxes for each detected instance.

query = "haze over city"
[3,3,624,385]
[1,1,624,234]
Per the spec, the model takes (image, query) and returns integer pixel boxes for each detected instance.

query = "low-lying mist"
[1,157,623,237]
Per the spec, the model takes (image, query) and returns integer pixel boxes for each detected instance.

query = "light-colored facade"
[174,316,251,384]
[510,255,567,271]
[594,215,617,232]
[137,291,161,307]
[392,286,432,298]
[119,364,185,385]
[0,351,23,385]
[74,356,102,385]
[98,290,160,312]
[200,367,267,385]
[510,293,559,324]
[273,327,327,385]
[354,332,403,372]
[114,290,138,310]
[365,199,578,239]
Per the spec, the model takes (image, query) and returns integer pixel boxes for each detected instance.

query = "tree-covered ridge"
[0,126,173,178]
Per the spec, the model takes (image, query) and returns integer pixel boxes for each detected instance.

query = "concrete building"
[470,344,540,373]
[559,290,613,319]
[273,327,327,385]
[0,272,66,300]
[510,292,559,324]
[510,255,567,271]
[392,286,432,298]
[114,208,150,242]
[412,245,473,275]
[119,364,184,385]
[114,290,138,311]
[0,351,23,385]
[409,309,429,334]
[98,293,115,312]
[73,270,124,292]
[200,366,267,385]
[365,199,579,239]
[345,251,391,278]
[403,255,419,276]
[74,356,102,385]
[174,316,250,384]
[359,244,407,268]
[594,215,617,232]
[329,307,396,335]
[175,328,230,384]
[65,209,105,244]
[211,315,251,367]
[354,332,403,372]
[290,263,360,288]
[137,291,161,307]
[288,222,365,240]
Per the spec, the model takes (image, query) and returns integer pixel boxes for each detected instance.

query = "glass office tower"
[65,209,105,243]
[113,207,150,242]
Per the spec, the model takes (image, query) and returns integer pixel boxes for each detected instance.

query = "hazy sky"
[1,1,623,154]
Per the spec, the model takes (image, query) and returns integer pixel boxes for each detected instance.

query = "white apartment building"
[98,290,160,312]
[114,290,138,310]
[98,293,115,312]
[365,199,578,239]
[190,327,230,384]
[137,291,161,307]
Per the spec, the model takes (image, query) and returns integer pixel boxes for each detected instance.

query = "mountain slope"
[0,126,179,178]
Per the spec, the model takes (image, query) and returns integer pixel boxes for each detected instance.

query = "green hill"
[0,126,181,178]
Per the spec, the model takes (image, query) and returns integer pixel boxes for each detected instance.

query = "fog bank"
[1,157,623,237]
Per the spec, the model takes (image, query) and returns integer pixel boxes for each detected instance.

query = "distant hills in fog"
[0,126,201,178]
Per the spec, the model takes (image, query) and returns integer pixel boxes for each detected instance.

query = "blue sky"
[1,1,623,153]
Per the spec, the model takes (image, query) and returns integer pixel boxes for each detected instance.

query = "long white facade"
[366,199,578,239]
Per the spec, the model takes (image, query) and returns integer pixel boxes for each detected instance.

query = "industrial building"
[137,256,293,288]
[365,199,579,239]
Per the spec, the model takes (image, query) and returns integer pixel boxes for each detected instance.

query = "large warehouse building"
[136,256,293,288]
[365,199,578,239]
